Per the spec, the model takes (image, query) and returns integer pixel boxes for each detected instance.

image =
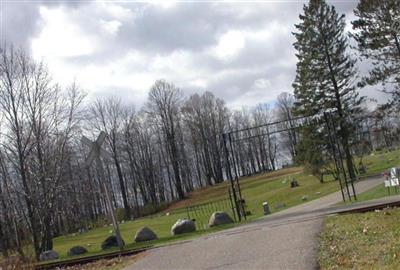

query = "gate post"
[222,133,243,221]
[324,112,346,203]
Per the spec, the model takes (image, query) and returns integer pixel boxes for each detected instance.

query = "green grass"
[49,223,236,263]
[51,167,341,260]
[354,184,400,202]
[46,148,400,262]
[319,208,400,269]
[357,148,400,176]
[337,147,400,204]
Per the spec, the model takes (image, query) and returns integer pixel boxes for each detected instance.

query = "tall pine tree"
[352,0,400,109]
[293,0,364,182]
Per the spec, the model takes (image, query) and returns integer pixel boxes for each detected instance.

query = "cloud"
[1,0,387,110]
[213,30,246,61]
[32,6,98,59]
[1,0,87,49]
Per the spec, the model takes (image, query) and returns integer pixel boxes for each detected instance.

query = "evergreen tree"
[352,0,400,109]
[293,0,364,182]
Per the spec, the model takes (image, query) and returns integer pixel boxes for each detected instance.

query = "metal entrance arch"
[222,111,357,221]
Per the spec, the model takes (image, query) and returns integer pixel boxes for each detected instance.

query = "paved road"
[125,175,393,270]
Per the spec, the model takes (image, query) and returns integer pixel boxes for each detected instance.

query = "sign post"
[82,131,124,250]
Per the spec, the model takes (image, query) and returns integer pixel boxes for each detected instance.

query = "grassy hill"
[48,148,400,261]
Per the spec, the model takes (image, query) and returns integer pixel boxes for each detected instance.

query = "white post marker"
[82,131,124,250]
[390,167,400,187]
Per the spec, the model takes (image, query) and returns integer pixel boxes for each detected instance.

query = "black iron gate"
[186,191,237,230]
[222,110,358,215]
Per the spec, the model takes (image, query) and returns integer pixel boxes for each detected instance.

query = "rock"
[39,250,59,261]
[101,235,125,250]
[171,219,196,235]
[134,227,158,242]
[67,246,88,256]
[301,195,308,201]
[208,212,234,227]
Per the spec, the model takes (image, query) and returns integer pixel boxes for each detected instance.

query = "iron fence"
[185,192,237,230]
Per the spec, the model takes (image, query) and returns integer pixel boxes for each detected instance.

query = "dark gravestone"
[262,202,270,215]
[290,178,300,188]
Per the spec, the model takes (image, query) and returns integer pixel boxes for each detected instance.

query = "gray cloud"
[1,0,387,109]
[2,0,88,49]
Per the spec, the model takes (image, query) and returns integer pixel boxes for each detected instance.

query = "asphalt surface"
[125,175,397,270]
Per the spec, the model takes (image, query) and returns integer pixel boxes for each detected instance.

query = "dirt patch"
[0,255,35,270]
[0,252,146,270]
[58,252,147,270]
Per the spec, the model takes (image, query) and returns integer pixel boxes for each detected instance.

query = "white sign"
[389,167,400,186]
[391,178,399,187]
[384,168,400,187]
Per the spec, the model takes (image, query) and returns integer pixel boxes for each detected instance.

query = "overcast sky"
[1,0,388,109]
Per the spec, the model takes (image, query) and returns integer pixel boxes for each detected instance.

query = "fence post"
[186,206,190,220]
[228,188,237,222]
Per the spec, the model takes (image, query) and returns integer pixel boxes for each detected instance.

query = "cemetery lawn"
[349,184,400,203]
[51,166,340,261]
[49,149,400,262]
[339,148,400,204]
[318,207,400,269]
[358,148,400,176]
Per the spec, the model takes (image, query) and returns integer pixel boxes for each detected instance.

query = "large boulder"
[134,227,158,242]
[39,250,59,261]
[171,219,196,235]
[101,235,125,250]
[208,212,234,227]
[67,245,88,256]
